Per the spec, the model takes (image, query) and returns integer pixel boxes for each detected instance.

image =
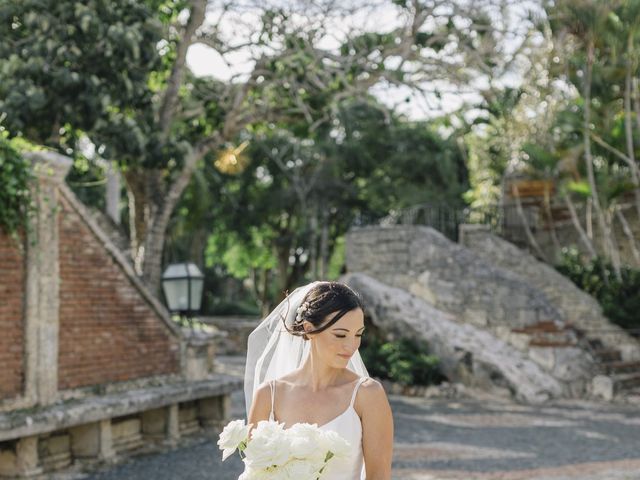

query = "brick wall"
[58,196,180,390]
[0,232,25,400]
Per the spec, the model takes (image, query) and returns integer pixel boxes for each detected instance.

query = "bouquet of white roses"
[217,418,351,479]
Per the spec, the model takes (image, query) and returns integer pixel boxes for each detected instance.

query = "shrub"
[556,247,640,331]
[0,134,33,238]
[359,334,444,386]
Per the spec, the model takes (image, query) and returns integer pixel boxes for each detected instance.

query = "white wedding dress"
[268,377,368,480]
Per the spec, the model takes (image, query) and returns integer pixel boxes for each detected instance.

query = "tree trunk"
[605,208,623,277]
[124,145,212,293]
[583,40,620,280]
[105,161,121,225]
[319,209,330,278]
[623,48,640,224]
[615,205,640,267]
[125,170,153,275]
[157,0,207,141]
[542,182,562,256]
[309,202,319,278]
[564,194,597,259]
[513,185,548,261]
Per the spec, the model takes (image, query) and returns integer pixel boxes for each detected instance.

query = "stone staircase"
[587,338,640,397]
[509,317,640,399]
[343,224,640,402]
[511,320,578,348]
[459,226,640,400]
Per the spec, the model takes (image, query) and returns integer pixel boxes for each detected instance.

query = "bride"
[245,281,393,479]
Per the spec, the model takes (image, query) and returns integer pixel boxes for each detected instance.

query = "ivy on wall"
[0,133,33,238]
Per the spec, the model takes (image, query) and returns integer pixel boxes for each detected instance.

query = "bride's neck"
[298,353,344,392]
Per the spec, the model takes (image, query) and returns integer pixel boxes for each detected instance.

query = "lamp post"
[161,263,204,326]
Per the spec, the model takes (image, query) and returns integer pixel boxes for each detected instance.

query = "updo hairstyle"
[282,281,364,340]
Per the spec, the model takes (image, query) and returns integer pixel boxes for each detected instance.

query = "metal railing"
[353,202,528,242]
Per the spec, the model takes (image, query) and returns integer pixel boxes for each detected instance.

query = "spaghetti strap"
[349,376,368,407]
[269,380,276,420]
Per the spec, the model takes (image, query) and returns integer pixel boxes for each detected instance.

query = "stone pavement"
[77,355,640,480]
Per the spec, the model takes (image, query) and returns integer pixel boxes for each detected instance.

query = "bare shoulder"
[356,377,390,414]
[359,377,386,397]
[250,381,273,416]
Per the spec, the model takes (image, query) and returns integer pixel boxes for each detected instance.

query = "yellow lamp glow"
[214,140,250,174]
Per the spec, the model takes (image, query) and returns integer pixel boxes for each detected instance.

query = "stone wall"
[202,316,260,355]
[460,225,640,361]
[0,232,25,401]
[0,150,213,412]
[57,194,180,389]
[342,273,569,403]
[345,225,563,330]
[344,225,598,399]
[0,151,239,478]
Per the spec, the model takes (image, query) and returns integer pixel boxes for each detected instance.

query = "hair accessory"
[295,301,309,323]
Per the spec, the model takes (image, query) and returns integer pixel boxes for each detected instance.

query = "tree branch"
[157,0,207,142]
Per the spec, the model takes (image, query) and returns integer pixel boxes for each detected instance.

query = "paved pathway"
[79,355,640,480]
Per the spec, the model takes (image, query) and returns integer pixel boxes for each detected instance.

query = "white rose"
[287,423,325,462]
[243,430,291,470]
[318,429,351,474]
[217,419,250,461]
[239,466,271,480]
[281,458,323,479]
[250,419,285,440]
[319,429,350,457]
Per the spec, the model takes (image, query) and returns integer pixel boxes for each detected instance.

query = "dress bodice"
[268,377,367,480]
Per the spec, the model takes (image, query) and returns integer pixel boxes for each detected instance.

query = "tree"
[197,99,468,312]
[1,0,534,294]
[544,0,640,275]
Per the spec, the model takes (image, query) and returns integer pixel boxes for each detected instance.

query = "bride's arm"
[359,378,394,479]
[247,382,272,438]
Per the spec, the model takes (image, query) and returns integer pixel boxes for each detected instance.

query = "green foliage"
[203,296,260,316]
[0,133,33,237]
[359,334,444,386]
[0,0,162,147]
[206,229,277,280]
[556,247,640,330]
[198,99,469,304]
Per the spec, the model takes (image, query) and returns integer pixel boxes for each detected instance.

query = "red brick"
[0,232,25,400]
[57,196,180,390]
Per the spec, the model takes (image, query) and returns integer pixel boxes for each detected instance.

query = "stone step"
[602,360,640,375]
[529,339,576,348]
[112,435,144,454]
[512,320,571,334]
[614,372,640,391]
[593,348,622,363]
[587,338,604,350]
[40,451,72,471]
[179,419,201,436]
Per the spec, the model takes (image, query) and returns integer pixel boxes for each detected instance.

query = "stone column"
[458,223,491,248]
[0,436,42,478]
[167,404,180,445]
[69,420,114,461]
[22,151,72,406]
[198,396,230,429]
[141,407,169,442]
[183,331,216,381]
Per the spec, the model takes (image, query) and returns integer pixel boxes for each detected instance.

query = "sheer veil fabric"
[244,281,370,419]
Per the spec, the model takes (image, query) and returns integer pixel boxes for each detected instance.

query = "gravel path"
[77,355,640,480]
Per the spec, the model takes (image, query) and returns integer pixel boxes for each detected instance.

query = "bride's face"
[304,308,365,367]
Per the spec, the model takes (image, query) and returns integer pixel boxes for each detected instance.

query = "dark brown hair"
[283,281,364,340]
